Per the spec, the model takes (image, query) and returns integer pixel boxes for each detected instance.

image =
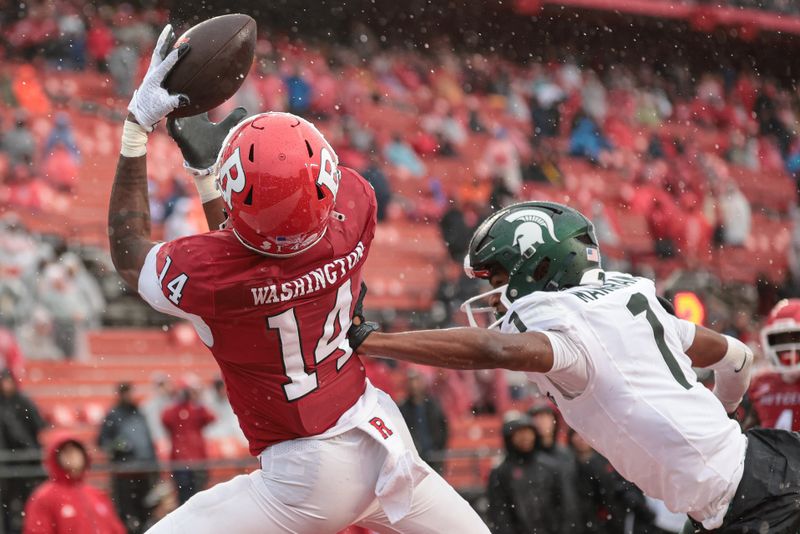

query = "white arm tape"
[544,330,581,372]
[710,335,753,414]
[193,173,222,204]
[120,120,149,157]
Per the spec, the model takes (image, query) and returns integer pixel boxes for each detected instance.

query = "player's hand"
[348,282,379,350]
[348,320,380,351]
[167,107,248,175]
[128,24,190,131]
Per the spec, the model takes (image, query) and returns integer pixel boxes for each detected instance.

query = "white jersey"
[500,272,747,529]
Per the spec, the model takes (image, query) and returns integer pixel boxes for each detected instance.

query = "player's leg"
[355,469,489,534]
[146,431,383,534]
[354,390,489,534]
[144,472,287,533]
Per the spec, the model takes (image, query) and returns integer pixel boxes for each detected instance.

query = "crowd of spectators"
[0,216,104,361]
[3,1,799,285]
[94,375,247,533]
[0,370,246,534]
[1,2,800,533]
[487,403,687,533]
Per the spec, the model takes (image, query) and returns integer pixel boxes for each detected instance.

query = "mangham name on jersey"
[570,274,637,302]
[250,241,365,305]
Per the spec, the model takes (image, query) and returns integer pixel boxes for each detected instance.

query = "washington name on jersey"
[500,272,747,529]
[250,241,365,306]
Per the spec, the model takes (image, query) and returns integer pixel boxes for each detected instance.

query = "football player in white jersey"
[349,201,800,533]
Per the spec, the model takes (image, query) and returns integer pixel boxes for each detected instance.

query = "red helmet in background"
[215,112,341,257]
[760,299,800,374]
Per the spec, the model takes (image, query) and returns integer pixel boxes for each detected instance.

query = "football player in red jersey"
[749,299,800,431]
[108,25,489,534]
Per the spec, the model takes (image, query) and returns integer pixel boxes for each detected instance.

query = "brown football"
[164,14,257,118]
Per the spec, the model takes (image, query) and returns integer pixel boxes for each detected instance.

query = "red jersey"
[748,371,800,431]
[139,168,377,454]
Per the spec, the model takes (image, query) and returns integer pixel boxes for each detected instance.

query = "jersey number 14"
[267,279,355,401]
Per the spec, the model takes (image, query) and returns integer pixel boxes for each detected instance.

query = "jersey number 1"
[267,279,354,401]
[627,293,692,390]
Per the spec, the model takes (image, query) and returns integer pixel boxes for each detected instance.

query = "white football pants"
[145,391,489,534]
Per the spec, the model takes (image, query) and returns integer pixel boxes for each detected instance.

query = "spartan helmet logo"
[505,209,560,258]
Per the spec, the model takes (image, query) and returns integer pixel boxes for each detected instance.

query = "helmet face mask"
[460,284,508,329]
[462,201,603,327]
[761,300,800,376]
[214,112,341,257]
[761,299,800,378]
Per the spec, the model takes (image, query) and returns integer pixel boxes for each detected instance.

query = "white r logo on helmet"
[218,147,246,209]
[316,146,340,199]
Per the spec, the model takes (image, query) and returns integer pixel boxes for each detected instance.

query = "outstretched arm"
[108,24,188,288]
[108,133,155,288]
[358,328,554,372]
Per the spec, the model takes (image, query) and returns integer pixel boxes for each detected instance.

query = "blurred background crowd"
[1,0,800,532]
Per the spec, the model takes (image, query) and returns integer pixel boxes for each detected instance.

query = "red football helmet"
[760,299,800,374]
[215,112,341,257]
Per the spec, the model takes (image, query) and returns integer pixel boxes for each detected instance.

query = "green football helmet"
[461,201,603,327]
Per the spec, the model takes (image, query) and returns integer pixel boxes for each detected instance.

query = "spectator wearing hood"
[487,412,579,534]
[23,434,125,534]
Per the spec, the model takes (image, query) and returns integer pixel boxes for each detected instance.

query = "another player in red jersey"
[749,299,800,431]
[108,25,489,534]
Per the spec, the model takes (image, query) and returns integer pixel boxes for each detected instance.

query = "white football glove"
[127,24,189,131]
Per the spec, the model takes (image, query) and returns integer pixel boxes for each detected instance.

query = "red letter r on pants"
[369,417,393,439]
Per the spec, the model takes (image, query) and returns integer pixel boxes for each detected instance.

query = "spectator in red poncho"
[161,377,215,505]
[24,434,125,534]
